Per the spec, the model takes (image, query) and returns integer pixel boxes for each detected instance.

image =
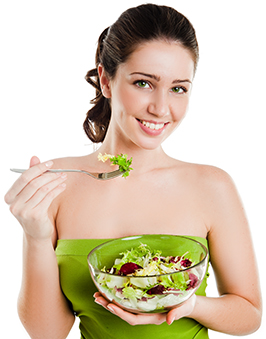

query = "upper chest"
[55,170,210,239]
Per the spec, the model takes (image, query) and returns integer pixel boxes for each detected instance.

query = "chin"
[130,135,167,151]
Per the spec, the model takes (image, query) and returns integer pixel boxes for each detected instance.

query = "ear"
[98,64,112,98]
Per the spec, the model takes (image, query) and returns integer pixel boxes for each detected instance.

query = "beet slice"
[180,258,192,267]
[147,285,166,295]
[188,273,199,289]
[118,262,142,275]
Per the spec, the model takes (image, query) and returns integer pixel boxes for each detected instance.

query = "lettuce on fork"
[98,153,133,178]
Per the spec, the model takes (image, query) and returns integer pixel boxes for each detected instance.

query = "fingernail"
[94,299,102,306]
[107,305,116,314]
[169,318,174,325]
[45,161,53,167]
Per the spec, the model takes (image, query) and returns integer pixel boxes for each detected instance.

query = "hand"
[4,156,67,240]
[93,292,196,325]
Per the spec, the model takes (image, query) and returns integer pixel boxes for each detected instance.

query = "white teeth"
[141,120,165,130]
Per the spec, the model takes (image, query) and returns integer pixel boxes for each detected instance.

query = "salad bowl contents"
[87,235,208,314]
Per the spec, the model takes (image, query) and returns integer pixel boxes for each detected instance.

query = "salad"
[96,244,200,312]
[98,153,133,178]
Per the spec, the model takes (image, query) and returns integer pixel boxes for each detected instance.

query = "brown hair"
[84,4,199,143]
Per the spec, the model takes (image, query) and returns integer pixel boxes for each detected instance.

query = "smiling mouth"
[138,119,167,130]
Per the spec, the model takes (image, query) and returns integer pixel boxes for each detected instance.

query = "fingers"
[16,179,67,225]
[94,292,110,309]
[94,293,197,326]
[15,172,67,208]
[5,160,54,204]
[93,292,166,325]
[6,174,67,222]
[30,156,41,168]
[5,158,68,223]
[4,157,68,240]
[107,304,166,325]
[166,294,196,325]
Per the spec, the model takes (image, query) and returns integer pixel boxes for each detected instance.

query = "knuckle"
[9,203,17,215]
[128,318,138,326]
[154,315,165,326]
[4,192,11,204]
[29,179,41,190]
[20,172,31,185]
[8,201,44,224]
[9,203,24,219]
[46,188,57,200]
[39,184,49,193]
[37,163,46,172]
[30,210,42,222]
[19,209,28,221]
[157,319,165,325]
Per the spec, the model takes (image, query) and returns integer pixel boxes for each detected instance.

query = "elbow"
[17,297,29,332]
[17,298,38,338]
[248,297,263,334]
[241,305,262,335]
[250,308,262,334]
[17,296,75,339]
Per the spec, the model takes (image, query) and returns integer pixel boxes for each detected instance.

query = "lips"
[140,120,165,130]
[137,119,168,136]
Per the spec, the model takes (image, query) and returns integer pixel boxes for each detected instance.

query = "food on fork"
[98,153,133,178]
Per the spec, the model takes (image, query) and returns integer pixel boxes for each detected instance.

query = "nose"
[148,90,170,117]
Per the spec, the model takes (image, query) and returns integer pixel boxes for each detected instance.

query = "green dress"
[56,236,209,339]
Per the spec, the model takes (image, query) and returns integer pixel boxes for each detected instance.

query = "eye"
[134,80,150,88]
[172,86,187,94]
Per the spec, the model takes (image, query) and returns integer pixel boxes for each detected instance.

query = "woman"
[4,4,262,339]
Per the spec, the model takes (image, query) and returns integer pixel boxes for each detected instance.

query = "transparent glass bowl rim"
[87,234,208,278]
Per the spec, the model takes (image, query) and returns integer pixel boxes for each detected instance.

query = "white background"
[0,0,265,338]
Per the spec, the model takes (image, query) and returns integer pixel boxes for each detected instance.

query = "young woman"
[4,4,262,339]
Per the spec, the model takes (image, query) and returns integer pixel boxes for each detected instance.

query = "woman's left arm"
[187,168,262,335]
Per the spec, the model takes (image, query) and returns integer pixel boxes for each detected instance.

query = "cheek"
[172,98,190,121]
[114,86,145,118]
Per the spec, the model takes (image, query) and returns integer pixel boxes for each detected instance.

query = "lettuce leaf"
[113,243,161,271]
[110,154,133,178]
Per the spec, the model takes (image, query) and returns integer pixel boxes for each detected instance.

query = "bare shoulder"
[174,159,235,191]
[193,163,240,204]
[195,163,235,190]
[172,160,242,229]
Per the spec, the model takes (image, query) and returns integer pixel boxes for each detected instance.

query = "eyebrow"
[129,72,192,84]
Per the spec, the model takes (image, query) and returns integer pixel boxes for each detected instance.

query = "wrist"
[23,232,54,250]
[187,294,203,320]
[22,232,58,275]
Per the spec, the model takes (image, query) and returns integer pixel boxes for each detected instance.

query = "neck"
[96,139,169,174]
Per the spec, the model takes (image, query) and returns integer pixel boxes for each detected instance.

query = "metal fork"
[10,168,125,180]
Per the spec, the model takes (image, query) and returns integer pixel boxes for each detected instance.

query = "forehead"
[118,40,195,81]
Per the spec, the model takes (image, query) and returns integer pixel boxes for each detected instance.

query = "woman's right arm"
[4,157,75,339]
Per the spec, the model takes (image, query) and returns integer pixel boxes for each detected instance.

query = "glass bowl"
[87,234,208,314]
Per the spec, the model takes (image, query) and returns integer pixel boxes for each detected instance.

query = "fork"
[10,168,125,180]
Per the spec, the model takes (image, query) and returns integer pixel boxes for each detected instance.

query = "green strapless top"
[56,236,209,339]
